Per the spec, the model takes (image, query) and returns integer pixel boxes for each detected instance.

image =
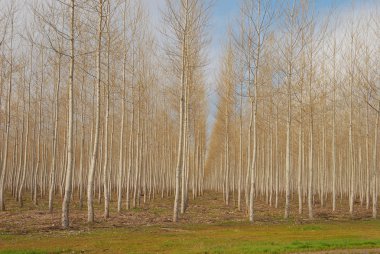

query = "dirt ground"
[0,191,374,234]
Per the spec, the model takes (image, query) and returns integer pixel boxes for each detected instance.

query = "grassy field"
[1,220,380,254]
[1,192,379,253]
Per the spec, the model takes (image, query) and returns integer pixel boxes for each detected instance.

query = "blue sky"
[210,0,356,47]
[206,0,348,120]
[210,0,353,62]
[206,0,359,120]
[144,0,374,128]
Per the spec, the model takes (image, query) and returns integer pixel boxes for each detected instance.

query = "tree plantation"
[0,0,380,240]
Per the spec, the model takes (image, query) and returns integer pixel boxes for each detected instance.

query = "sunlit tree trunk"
[88,0,103,223]
[372,101,380,219]
[103,0,111,219]
[62,0,75,229]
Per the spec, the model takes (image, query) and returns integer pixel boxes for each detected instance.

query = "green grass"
[1,220,380,253]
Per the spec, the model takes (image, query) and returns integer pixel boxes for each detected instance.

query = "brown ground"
[0,191,374,234]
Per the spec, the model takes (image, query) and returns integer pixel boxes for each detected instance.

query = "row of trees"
[0,0,379,229]
[207,0,380,221]
[0,0,209,228]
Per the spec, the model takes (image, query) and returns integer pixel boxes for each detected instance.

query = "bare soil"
[0,191,374,234]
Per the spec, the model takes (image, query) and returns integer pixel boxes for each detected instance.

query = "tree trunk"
[87,0,103,223]
[62,0,75,229]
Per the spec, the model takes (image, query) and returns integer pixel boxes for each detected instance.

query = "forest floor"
[0,191,379,253]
